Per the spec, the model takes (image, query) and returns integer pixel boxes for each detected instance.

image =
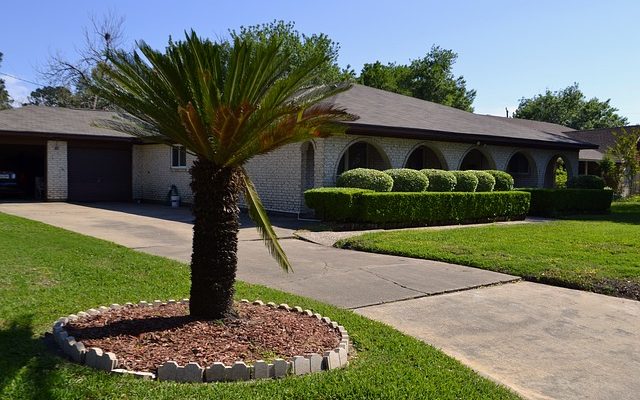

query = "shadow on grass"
[561,202,640,225]
[0,314,61,399]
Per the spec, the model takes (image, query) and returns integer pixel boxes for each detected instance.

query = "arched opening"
[460,148,494,170]
[404,145,446,170]
[337,141,390,176]
[300,142,315,212]
[507,151,537,188]
[544,155,571,188]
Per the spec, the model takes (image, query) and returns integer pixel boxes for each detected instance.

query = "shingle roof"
[329,84,594,149]
[0,105,132,139]
[565,125,640,161]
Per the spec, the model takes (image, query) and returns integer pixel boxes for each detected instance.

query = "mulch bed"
[65,302,340,372]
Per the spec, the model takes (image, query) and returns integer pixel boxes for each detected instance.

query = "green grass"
[0,212,519,400]
[338,201,640,300]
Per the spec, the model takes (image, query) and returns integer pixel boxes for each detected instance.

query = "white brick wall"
[134,144,194,204]
[46,140,68,200]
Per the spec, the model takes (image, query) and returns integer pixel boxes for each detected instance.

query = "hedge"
[336,168,393,192]
[471,170,496,192]
[304,188,530,226]
[385,168,429,192]
[452,171,479,192]
[567,175,605,190]
[304,187,372,221]
[487,170,514,191]
[421,169,457,192]
[521,188,613,216]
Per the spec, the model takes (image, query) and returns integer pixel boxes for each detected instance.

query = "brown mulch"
[65,302,340,372]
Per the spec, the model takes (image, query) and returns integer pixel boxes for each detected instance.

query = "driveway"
[1,202,639,400]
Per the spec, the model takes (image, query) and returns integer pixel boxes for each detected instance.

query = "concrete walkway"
[1,202,639,400]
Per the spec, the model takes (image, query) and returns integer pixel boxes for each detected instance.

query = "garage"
[68,142,132,202]
[0,142,46,200]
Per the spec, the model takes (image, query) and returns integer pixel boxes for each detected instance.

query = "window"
[171,145,187,168]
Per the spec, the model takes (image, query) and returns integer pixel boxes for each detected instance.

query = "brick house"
[0,84,597,213]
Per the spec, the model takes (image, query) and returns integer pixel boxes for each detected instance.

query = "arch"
[543,154,573,188]
[459,147,496,170]
[506,151,538,188]
[336,139,391,177]
[404,144,448,170]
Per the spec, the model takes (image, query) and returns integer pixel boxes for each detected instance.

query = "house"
[0,84,597,213]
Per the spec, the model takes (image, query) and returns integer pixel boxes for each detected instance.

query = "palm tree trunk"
[189,158,241,319]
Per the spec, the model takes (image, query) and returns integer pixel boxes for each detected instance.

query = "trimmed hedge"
[304,187,372,221]
[421,169,457,192]
[521,188,613,216]
[567,175,605,190]
[471,170,496,192]
[452,171,479,192]
[486,170,514,191]
[336,168,393,192]
[385,168,429,192]
[304,188,530,226]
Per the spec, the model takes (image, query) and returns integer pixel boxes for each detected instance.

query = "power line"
[0,72,44,87]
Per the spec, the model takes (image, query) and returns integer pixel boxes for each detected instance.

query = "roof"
[565,125,640,161]
[0,106,134,140]
[329,84,594,150]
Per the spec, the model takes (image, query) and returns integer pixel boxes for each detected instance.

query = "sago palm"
[92,31,353,320]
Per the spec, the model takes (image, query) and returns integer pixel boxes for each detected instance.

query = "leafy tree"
[27,86,78,107]
[513,83,628,130]
[230,20,354,84]
[0,52,12,110]
[92,32,353,320]
[607,127,640,195]
[357,46,477,111]
[599,155,620,191]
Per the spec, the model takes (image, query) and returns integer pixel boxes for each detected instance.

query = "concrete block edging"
[51,298,350,383]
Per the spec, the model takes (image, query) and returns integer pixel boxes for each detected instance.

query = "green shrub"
[451,171,479,192]
[357,191,531,225]
[304,187,372,221]
[486,170,514,191]
[567,175,605,190]
[384,168,429,192]
[421,169,457,192]
[521,188,613,216]
[336,168,393,192]
[470,170,496,192]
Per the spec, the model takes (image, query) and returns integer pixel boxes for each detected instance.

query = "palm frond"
[240,168,292,273]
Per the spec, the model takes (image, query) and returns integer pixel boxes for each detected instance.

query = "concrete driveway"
[1,202,639,400]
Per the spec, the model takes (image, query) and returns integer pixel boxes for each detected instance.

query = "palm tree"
[92,31,353,320]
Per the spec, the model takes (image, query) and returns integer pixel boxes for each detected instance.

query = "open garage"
[0,140,46,200]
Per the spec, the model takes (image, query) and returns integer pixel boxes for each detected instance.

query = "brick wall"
[134,144,194,204]
[46,140,68,200]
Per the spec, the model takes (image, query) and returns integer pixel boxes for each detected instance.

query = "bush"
[384,168,429,192]
[521,188,613,216]
[486,170,514,191]
[567,175,605,190]
[421,169,457,192]
[357,191,530,225]
[304,188,372,221]
[336,168,393,192]
[451,171,479,192]
[470,170,496,192]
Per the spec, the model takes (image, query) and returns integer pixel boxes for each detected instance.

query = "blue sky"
[1,0,638,122]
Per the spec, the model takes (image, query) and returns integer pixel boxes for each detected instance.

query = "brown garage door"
[68,142,132,202]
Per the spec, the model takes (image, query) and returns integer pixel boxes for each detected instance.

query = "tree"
[607,127,640,195]
[357,46,477,111]
[92,32,353,320]
[230,20,354,84]
[513,83,628,130]
[41,11,125,109]
[0,52,12,110]
[27,86,78,107]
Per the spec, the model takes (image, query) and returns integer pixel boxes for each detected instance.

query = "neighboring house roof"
[0,105,134,141]
[329,84,594,150]
[565,125,640,161]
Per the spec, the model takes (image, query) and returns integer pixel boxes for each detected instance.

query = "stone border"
[51,299,350,383]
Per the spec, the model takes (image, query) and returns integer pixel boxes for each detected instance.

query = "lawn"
[338,201,640,300]
[0,212,519,400]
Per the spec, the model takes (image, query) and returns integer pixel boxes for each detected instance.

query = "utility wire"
[0,72,44,87]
